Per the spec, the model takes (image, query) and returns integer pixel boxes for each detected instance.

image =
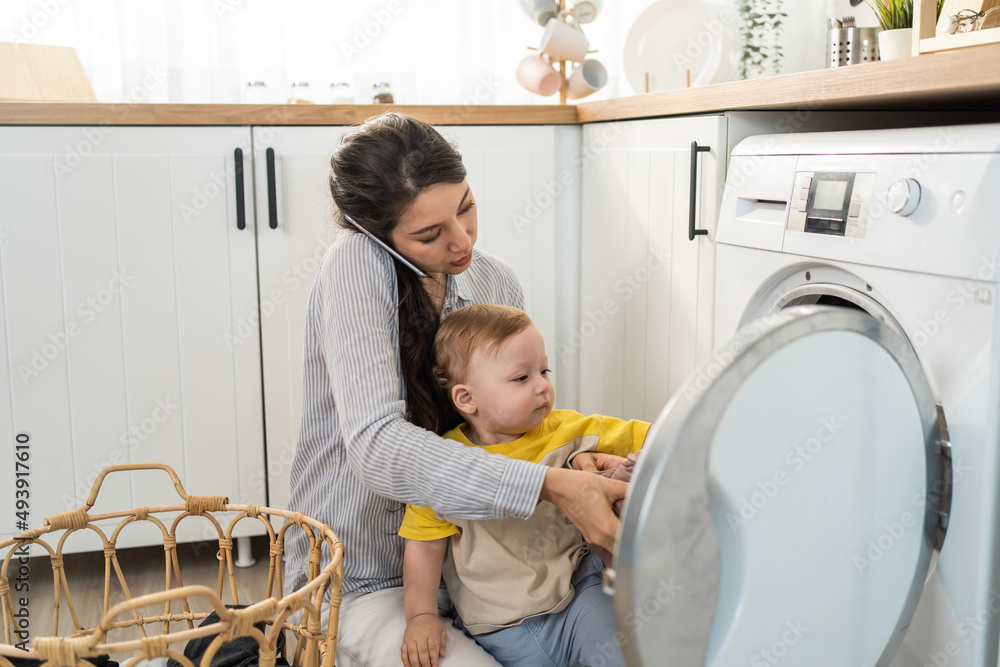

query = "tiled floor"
[20,536,276,661]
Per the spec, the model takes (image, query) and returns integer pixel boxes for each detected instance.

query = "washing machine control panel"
[787,171,877,238]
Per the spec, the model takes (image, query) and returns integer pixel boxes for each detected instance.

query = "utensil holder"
[853,27,882,63]
[827,27,881,67]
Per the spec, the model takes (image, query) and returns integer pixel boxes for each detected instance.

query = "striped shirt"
[285,231,548,595]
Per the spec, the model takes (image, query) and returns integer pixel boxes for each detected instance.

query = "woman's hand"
[571,451,627,472]
[539,467,628,554]
[400,613,447,667]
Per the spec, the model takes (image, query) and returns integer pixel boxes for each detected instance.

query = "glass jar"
[288,81,319,104]
[242,81,268,104]
[329,82,354,104]
[372,81,394,104]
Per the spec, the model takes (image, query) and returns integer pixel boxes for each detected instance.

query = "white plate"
[623,0,740,94]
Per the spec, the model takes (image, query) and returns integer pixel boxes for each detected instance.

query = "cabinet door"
[438,126,564,363]
[0,127,264,551]
[578,116,726,422]
[253,126,347,518]
[255,124,572,515]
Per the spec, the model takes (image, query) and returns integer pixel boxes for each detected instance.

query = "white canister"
[329,82,354,104]
[242,81,268,104]
[288,81,322,104]
[372,81,394,104]
[878,28,914,61]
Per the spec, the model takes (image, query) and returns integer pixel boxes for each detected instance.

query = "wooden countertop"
[0,103,578,126]
[1,43,998,126]
[576,42,1000,123]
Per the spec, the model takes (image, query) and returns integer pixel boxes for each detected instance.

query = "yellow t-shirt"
[399,409,647,540]
[397,409,648,634]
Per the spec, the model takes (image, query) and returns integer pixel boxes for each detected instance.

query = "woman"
[286,112,628,666]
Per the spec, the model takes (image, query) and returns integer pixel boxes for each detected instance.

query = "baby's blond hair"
[433,304,533,389]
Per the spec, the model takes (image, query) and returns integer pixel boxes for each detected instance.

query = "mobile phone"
[344,215,427,278]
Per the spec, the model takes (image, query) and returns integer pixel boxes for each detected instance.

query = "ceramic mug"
[570,0,602,24]
[539,18,590,62]
[518,0,559,26]
[567,58,608,99]
[516,52,562,96]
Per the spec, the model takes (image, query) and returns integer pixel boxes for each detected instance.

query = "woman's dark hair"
[329,112,464,434]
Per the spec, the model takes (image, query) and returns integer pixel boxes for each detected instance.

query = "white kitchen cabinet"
[254,124,579,514]
[0,122,575,550]
[250,125,345,519]
[0,127,266,552]
[577,116,727,422]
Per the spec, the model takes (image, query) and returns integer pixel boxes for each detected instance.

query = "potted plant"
[868,0,944,60]
[738,0,786,79]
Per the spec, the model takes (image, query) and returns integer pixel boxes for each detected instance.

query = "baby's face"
[463,325,555,435]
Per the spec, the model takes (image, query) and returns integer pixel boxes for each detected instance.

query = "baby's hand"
[572,451,627,472]
[401,613,448,667]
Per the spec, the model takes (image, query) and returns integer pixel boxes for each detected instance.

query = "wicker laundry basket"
[0,463,344,667]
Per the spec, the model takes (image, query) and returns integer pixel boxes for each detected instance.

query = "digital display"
[791,171,868,239]
[813,180,848,210]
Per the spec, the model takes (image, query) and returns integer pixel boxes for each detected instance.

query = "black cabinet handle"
[266,147,278,229]
[234,148,246,230]
[689,141,711,241]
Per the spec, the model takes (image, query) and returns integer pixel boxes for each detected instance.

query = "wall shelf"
[915,0,1000,54]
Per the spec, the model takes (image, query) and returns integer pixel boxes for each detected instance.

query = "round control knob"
[886,178,922,217]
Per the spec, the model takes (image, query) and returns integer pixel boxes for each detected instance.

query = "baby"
[398,304,648,667]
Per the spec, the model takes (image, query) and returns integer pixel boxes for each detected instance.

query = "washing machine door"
[614,306,946,667]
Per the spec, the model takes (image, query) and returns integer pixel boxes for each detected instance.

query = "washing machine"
[612,124,1000,666]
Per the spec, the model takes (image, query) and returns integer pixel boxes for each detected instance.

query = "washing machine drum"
[615,306,947,667]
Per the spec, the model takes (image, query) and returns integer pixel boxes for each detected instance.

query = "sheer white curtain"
[0,0,627,104]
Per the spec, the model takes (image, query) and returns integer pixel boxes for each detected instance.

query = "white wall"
[0,0,880,106]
